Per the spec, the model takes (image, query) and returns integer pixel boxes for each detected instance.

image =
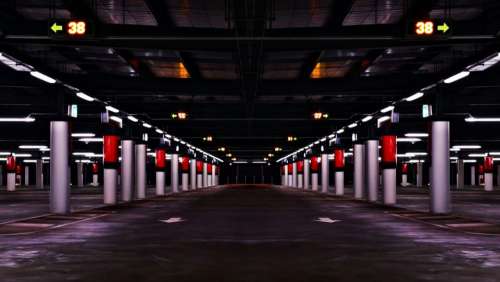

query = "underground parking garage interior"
[2,0,500,281]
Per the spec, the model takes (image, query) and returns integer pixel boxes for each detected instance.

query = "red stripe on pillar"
[92,163,99,174]
[181,156,190,173]
[6,156,16,172]
[310,156,319,173]
[103,135,120,165]
[381,135,397,168]
[484,156,494,173]
[297,160,304,174]
[401,163,409,174]
[334,149,345,170]
[196,160,203,174]
[155,148,166,170]
[208,164,213,174]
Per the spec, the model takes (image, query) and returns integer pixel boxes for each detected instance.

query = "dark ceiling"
[0,0,500,163]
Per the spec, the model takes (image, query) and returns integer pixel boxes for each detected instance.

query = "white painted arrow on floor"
[315,217,340,224]
[160,217,185,224]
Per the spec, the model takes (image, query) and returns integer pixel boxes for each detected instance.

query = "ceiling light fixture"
[405,92,424,102]
[76,92,95,102]
[30,71,57,84]
[444,71,470,84]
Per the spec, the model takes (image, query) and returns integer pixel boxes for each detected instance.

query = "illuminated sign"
[49,20,92,38]
[414,20,450,36]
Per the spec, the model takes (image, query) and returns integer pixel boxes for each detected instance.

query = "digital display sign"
[414,20,450,36]
[49,20,92,38]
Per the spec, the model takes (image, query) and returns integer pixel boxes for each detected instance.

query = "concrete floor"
[1,185,500,281]
[0,186,161,223]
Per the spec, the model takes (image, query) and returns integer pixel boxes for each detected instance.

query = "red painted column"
[484,156,494,191]
[401,163,409,187]
[196,160,203,188]
[297,160,304,188]
[334,148,345,195]
[310,156,319,191]
[103,134,120,204]
[6,155,16,191]
[155,147,166,196]
[380,135,397,205]
[181,155,190,191]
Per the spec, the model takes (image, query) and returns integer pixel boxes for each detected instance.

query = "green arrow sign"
[51,23,63,33]
[437,23,449,33]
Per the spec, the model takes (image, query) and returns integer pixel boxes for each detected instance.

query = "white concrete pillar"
[497,166,500,188]
[155,148,166,196]
[24,166,30,187]
[6,170,15,192]
[171,153,179,193]
[430,121,451,214]
[311,156,319,191]
[284,164,289,186]
[207,164,213,187]
[156,171,165,195]
[202,162,208,188]
[196,160,203,188]
[212,164,216,186]
[103,168,117,204]
[76,162,84,187]
[103,134,120,205]
[365,139,379,202]
[311,173,319,191]
[321,154,329,193]
[303,159,310,190]
[354,143,365,199]
[121,140,134,202]
[416,162,423,188]
[484,156,494,191]
[334,148,345,196]
[456,159,464,189]
[292,162,297,187]
[381,135,397,205]
[470,165,476,186]
[36,159,43,189]
[190,159,196,190]
[135,143,147,199]
[50,121,70,214]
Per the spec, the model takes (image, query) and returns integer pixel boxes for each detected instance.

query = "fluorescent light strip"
[377,116,390,123]
[76,92,95,102]
[362,115,373,122]
[19,145,47,150]
[380,105,395,113]
[405,92,424,102]
[155,128,163,134]
[71,133,95,138]
[105,105,119,113]
[405,133,428,138]
[110,115,122,122]
[30,71,57,84]
[0,117,35,122]
[13,153,32,157]
[337,128,345,134]
[468,153,487,158]
[142,123,152,129]
[444,71,470,84]
[465,116,500,122]
[0,53,32,72]
[397,138,422,143]
[127,115,139,122]
[79,137,103,143]
[452,145,481,150]
[348,123,358,129]
[468,53,500,72]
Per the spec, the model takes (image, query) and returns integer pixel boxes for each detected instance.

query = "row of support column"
[280,120,452,214]
[48,120,221,214]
